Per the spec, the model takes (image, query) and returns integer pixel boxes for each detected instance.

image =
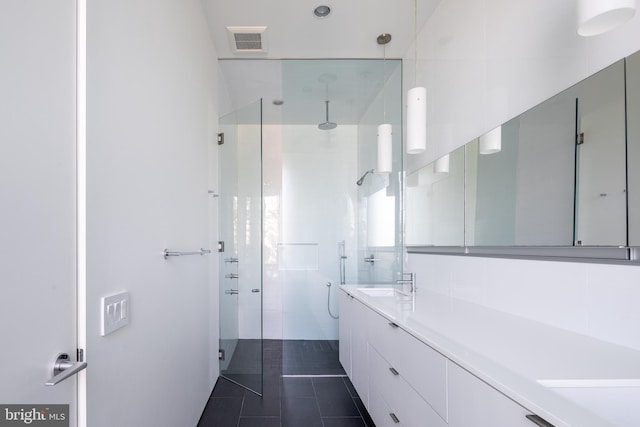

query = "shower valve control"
[364,254,380,264]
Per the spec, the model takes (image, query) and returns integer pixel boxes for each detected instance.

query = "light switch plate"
[101,292,130,336]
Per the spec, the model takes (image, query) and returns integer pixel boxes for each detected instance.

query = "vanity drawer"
[369,345,447,427]
[367,308,448,421]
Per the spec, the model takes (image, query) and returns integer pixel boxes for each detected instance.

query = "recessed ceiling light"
[314,5,331,18]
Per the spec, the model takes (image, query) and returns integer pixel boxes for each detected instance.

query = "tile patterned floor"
[197,340,375,427]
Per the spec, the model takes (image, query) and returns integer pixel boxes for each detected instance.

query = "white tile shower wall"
[408,253,640,351]
[404,0,640,172]
[262,124,358,340]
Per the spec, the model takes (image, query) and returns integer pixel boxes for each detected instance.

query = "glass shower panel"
[356,60,403,284]
[218,99,263,395]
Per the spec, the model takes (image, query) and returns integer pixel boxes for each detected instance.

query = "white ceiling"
[204,0,442,125]
[202,0,441,60]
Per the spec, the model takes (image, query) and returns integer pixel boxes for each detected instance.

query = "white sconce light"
[479,126,502,155]
[577,0,636,36]
[434,154,450,174]
[406,0,426,154]
[377,33,393,174]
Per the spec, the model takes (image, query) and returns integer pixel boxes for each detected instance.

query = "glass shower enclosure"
[218,58,403,384]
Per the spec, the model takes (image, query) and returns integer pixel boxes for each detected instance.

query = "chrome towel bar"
[163,248,212,260]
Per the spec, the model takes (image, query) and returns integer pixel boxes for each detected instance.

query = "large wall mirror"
[407,50,638,260]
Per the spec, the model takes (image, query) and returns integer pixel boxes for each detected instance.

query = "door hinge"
[218,349,225,361]
[576,132,585,145]
[218,133,224,145]
[77,348,84,363]
[218,241,225,252]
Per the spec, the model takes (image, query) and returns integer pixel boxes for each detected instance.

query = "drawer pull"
[389,413,400,424]
[526,414,555,427]
[388,322,399,328]
[389,367,400,376]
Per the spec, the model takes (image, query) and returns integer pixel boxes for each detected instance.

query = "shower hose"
[326,281,339,320]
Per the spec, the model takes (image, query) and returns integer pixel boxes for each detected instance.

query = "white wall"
[404,0,640,353]
[408,254,640,352]
[86,1,218,426]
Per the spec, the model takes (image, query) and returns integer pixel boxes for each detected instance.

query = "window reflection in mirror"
[405,146,464,246]
[626,51,640,246]
[574,60,626,246]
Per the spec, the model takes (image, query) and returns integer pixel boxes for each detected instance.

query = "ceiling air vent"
[227,26,268,53]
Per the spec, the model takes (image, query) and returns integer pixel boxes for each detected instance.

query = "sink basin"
[357,287,396,297]
[541,383,640,426]
[537,379,640,426]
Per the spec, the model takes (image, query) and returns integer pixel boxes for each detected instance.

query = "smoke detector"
[227,26,268,53]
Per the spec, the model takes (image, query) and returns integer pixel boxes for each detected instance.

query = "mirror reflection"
[405,146,464,246]
[574,60,626,246]
[625,50,640,246]
[407,56,629,249]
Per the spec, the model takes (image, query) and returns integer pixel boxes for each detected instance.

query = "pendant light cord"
[383,43,387,123]
[414,0,418,87]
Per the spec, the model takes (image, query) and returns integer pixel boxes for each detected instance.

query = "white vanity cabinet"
[350,296,370,404]
[339,290,370,403]
[448,362,541,427]
[369,344,448,427]
[366,307,448,422]
[338,290,352,377]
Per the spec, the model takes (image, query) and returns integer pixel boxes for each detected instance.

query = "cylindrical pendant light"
[406,0,426,154]
[577,0,636,36]
[377,124,393,173]
[479,126,502,155]
[407,87,427,154]
[434,153,450,174]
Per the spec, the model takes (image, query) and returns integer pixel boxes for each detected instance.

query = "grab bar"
[164,248,212,260]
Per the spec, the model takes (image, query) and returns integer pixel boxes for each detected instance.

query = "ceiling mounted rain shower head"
[318,100,337,130]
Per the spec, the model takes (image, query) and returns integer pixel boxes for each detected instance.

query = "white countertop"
[341,285,640,427]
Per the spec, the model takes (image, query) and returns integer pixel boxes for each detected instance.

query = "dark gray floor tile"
[281,377,315,397]
[242,389,281,417]
[197,397,243,427]
[239,416,281,427]
[312,376,345,383]
[314,380,360,417]
[342,377,358,398]
[282,396,323,427]
[353,398,375,427]
[322,417,367,427]
[211,377,247,397]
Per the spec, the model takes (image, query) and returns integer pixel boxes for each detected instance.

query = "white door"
[0,1,82,426]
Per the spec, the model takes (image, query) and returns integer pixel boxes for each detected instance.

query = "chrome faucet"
[396,272,416,293]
